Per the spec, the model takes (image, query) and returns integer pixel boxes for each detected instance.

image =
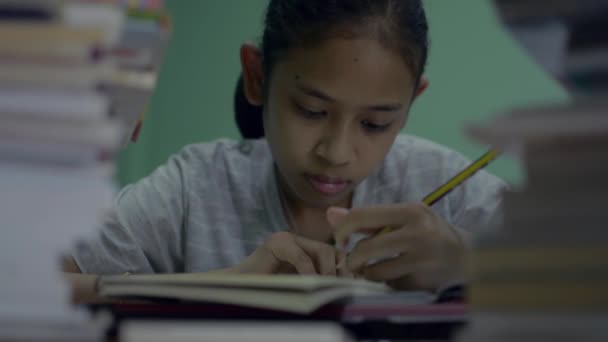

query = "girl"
[65,0,504,300]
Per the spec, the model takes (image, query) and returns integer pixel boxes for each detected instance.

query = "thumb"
[326,207,349,227]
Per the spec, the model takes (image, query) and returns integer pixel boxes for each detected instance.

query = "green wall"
[117,0,568,186]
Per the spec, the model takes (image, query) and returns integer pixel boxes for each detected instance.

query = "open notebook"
[99,273,436,314]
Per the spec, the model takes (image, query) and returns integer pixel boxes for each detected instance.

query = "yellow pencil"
[378,148,501,234]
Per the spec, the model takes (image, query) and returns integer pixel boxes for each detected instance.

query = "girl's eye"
[361,120,391,133]
[295,103,327,119]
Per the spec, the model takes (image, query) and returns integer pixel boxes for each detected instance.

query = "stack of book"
[460,1,608,341]
[0,0,169,340]
[493,0,608,94]
[120,321,355,342]
[102,0,171,145]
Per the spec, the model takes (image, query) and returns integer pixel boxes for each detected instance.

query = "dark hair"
[262,0,429,82]
[235,0,429,139]
[235,74,265,139]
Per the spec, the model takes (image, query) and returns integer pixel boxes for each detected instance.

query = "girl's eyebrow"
[296,82,404,113]
[296,83,335,103]
[367,103,403,112]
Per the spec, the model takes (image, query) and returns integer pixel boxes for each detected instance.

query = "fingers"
[346,226,432,272]
[264,232,316,275]
[346,229,409,272]
[327,207,349,247]
[336,250,354,278]
[264,232,340,276]
[295,236,338,276]
[275,244,317,275]
[359,254,427,282]
[333,203,431,247]
[326,207,349,226]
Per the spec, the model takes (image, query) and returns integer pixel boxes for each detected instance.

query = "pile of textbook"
[460,1,608,341]
[0,0,170,340]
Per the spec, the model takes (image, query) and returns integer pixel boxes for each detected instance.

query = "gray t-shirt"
[73,135,505,275]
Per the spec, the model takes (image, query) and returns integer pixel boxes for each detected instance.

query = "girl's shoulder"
[174,138,274,196]
[178,138,271,165]
[173,138,273,179]
[386,134,472,173]
[366,134,504,203]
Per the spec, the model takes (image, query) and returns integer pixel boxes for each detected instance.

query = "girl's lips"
[307,174,351,196]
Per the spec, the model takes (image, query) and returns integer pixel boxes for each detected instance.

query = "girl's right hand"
[236,232,341,276]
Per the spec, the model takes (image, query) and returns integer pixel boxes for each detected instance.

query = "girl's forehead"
[274,37,417,100]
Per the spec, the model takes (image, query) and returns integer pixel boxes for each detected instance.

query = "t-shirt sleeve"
[72,152,189,275]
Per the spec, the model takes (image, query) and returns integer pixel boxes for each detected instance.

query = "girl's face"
[252,37,418,208]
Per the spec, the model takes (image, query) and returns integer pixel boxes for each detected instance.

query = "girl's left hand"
[329,204,468,291]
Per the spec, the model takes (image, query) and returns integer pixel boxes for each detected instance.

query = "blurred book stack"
[0,0,169,340]
[459,1,608,341]
[101,0,171,145]
[493,0,608,95]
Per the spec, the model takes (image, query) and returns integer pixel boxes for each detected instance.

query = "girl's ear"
[414,76,429,99]
[240,42,264,106]
[400,77,429,129]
